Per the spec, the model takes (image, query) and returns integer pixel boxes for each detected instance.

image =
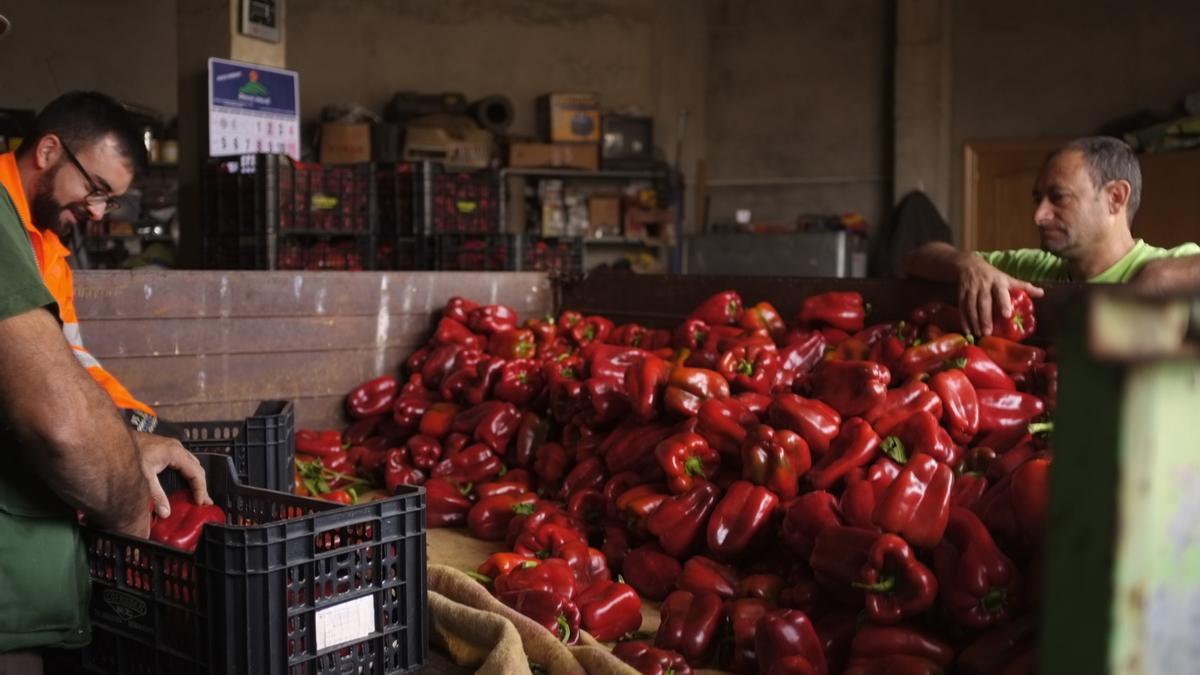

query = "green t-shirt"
[0,184,91,651]
[978,239,1200,283]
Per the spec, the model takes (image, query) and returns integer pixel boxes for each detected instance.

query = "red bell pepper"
[494,557,577,599]
[431,443,503,483]
[778,330,828,388]
[798,291,866,333]
[655,432,721,494]
[696,397,757,459]
[828,337,872,362]
[656,590,725,664]
[810,524,877,601]
[930,368,980,444]
[673,318,711,352]
[617,484,670,538]
[466,304,518,334]
[1028,362,1058,411]
[425,477,473,527]
[754,609,828,675]
[600,420,677,475]
[576,579,644,642]
[392,391,434,431]
[586,343,649,381]
[512,411,548,467]
[806,418,882,491]
[1009,457,1050,551]
[404,347,431,377]
[950,345,1016,391]
[296,429,344,459]
[602,523,633,574]
[498,589,581,644]
[768,394,841,457]
[513,522,586,559]
[405,434,442,470]
[934,507,1022,629]
[623,543,683,601]
[846,625,954,671]
[976,336,1044,375]
[564,420,602,463]
[488,328,536,359]
[420,344,475,388]
[345,375,398,420]
[735,391,773,419]
[854,533,938,624]
[952,471,989,512]
[910,301,964,333]
[689,290,744,326]
[440,356,504,406]
[625,354,673,421]
[416,402,458,439]
[879,411,958,467]
[739,300,787,340]
[808,361,891,418]
[341,415,382,449]
[148,492,226,552]
[553,539,609,588]
[603,471,647,519]
[475,478,529,500]
[558,455,607,500]
[897,333,969,378]
[864,378,943,434]
[467,491,540,541]
[873,453,954,549]
[612,641,692,675]
[976,389,1045,434]
[524,314,559,349]
[433,316,484,351]
[475,552,539,581]
[506,501,581,549]
[706,480,779,560]
[608,322,651,348]
[956,613,1037,675]
[781,490,844,558]
[724,597,772,673]
[742,424,812,500]
[839,457,901,529]
[321,488,356,505]
[677,555,738,599]
[384,451,425,492]
[989,289,1036,342]
[492,358,545,407]
[664,367,731,418]
[780,577,825,618]
[443,431,470,457]
[645,481,720,558]
[444,296,478,324]
[719,341,781,395]
[570,315,615,347]
[533,442,571,490]
[581,376,632,428]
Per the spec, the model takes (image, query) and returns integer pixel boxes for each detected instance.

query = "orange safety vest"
[0,152,155,417]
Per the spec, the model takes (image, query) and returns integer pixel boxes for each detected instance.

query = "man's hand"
[133,431,212,518]
[957,255,1045,337]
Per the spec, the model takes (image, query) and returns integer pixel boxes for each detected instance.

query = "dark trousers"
[0,651,41,675]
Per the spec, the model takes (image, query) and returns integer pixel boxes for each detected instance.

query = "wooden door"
[965,138,1200,252]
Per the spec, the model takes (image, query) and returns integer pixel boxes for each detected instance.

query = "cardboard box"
[537,93,600,143]
[509,142,599,171]
[587,195,622,238]
[320,123,372,164]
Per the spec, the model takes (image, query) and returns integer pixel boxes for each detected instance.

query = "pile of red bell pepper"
[314,289,1053,674]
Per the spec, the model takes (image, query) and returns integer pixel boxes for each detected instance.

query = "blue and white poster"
[208,57,300,159]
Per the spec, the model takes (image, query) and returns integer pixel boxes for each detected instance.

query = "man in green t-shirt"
[904,136,1200,335]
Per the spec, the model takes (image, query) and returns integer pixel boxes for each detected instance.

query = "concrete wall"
[703,0,894,231]
[947,0,1200,237]
[0,0,178,117]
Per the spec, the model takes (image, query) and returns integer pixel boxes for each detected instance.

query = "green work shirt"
[978,239,1200,283]
[0,185,91,652]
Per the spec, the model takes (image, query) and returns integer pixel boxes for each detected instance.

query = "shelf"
[582,238,672,248]
[501,167,663,180]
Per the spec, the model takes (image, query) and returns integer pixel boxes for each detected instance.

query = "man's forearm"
[903,242,975,283]
[1133,256,1200,293]
[0,309,148,530]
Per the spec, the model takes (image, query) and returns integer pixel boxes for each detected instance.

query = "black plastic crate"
[377,236,432,271]
[431,234,516,271]
[376,163,419,238]
[202,155,377,270]
[55,453,427,675]
[425,166,500,234]
[520,235,584,277]
[177,400,295,493]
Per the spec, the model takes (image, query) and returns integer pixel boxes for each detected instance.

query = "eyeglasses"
[59,141,120,214]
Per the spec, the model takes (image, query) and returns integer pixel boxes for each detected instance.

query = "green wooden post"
[1042,292,1200,674]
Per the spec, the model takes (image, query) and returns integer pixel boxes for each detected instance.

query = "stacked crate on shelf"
[519,235,584,277]
[375,162,429,270]
[202,154,376,271]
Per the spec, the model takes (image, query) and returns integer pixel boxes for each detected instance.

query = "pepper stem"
[882,436,908,464]
[981,587,1008,612]
[557,615,572,644]
[1028,421,1054,436]
[512,502,536,515]
[736,360,754,376]
[851,575,897,594]
[466,571,492,585]
[684,454,706,476]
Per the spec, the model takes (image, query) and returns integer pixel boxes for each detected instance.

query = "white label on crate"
[314,595,377,651]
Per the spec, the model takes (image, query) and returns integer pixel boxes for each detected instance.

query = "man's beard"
[30,164,83,239]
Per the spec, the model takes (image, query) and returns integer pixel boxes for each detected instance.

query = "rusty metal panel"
[560,271,1081,338]
[73,271,554,427]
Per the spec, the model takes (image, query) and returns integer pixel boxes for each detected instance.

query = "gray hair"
[1056,136,1142,225]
